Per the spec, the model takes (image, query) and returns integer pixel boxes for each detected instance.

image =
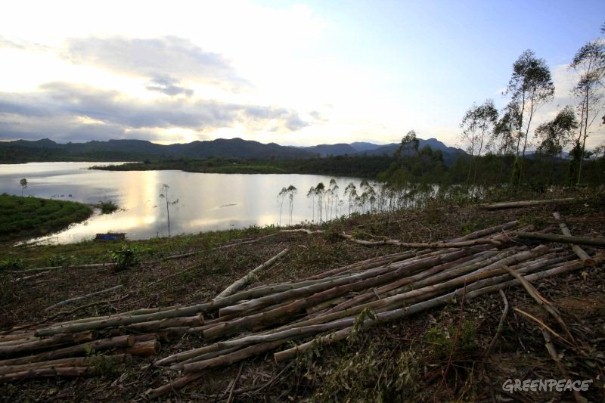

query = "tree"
[395,130,420,159]
[306,186,316,223]
[493,101,521,155]
[314,182,325,222]
[286,185,297,225]
[459,99,498,185]
[534,106,578,184]
[569,39,605,184]
[344,182,357,216]
[505,49,555,185]
[277,187,288,226]
[19,178,27,197]
[159,184,179,237]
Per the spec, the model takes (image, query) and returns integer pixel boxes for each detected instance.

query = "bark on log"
[0,354,127,376]
[0,366,90,383]
[125,315,204,332]
[207,250,474,339]
[121,340,160,356]
[0,331,95,357]
[44,285,124,311]
[0,335,134,366]
[215,248,289,299]
[552,212,595,266]
[516,231,605,247]
[479,198,577,210]
[274,253,603,363]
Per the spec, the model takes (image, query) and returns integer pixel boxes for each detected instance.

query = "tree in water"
[159,184,179,237]
[277,187,288,226]
[314,182,326,223]
[19,178,27,197]
[344,182,357,216]
[505,49,555,186]
[286,185,297,225]
[569,39,605,184]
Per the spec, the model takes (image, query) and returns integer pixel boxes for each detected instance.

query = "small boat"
[95,233,126,241]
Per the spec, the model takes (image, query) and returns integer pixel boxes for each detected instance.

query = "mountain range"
[0,137,465,163]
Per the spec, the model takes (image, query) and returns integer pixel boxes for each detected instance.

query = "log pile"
[0,214,603,399]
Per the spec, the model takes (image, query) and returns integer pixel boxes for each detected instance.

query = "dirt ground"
[1,195,604,402]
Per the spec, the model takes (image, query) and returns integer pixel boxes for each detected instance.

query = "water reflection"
[0,163,358,244]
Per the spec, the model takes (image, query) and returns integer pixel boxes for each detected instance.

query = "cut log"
[121,340,160,356]
[0,331,95,358]
[274,253,603,363]
[0,366,90,383]
[552,212,595,266]
[215,248,289,299]
[340,233,504,248]
[0,354,127,376]
[0,335,134,366]
[516,231,605,247]
[479,198,577,210]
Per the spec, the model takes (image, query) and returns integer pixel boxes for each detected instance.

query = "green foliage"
[423,319,478,360]
[97,200,119,214]
[306,343,421,402]
[0,194,92,243]
[0,258,25,271]
[111,245,141,271]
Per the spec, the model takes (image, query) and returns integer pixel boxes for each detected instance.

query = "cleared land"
[0,191,604,401]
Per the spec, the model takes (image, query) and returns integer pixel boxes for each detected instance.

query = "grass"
[0,194,93,243]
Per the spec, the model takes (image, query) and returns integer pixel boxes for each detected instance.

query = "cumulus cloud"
[0,82,308,143]
[64,36,248,91]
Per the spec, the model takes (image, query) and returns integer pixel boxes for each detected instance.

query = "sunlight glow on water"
[1,162,358,244]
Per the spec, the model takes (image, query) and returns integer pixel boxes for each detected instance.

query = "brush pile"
[0,214,603,399]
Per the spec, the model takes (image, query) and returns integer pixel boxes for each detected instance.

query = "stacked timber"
[0,215,603,400]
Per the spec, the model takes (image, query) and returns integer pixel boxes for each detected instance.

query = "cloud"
[146,76,194,97]
[64,36,248,91]
[0,82,308,143]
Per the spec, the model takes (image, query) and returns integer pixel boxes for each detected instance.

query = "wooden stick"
[479,198,577,210]
[552,212,595,266]
[504,266,575,343]
[340,233,503,248]
[515,232,605,247]
[44,285,124,311]
[485,290,509,355]
[215,248,289,299]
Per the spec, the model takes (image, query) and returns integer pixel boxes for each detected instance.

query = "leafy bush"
[111,245,141,271]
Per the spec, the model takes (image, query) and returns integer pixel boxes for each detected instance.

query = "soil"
[0,195,604,402]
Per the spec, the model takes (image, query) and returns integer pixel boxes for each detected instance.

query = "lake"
[0,162,360,244]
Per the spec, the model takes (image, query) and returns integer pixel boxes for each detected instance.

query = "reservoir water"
[0,162,359,244]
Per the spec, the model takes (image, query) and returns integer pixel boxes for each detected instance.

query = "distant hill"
[0,137,464,164]
[0,138,317,162]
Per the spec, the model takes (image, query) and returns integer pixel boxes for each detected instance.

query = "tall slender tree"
[459,99,498,185]
[569,39,605,184]
[505,49,555,185]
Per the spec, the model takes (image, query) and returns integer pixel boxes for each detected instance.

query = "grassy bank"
[0,191,604,401]
[0,194,93,244]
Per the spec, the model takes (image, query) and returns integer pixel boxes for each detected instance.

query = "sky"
[0,0,604,149]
